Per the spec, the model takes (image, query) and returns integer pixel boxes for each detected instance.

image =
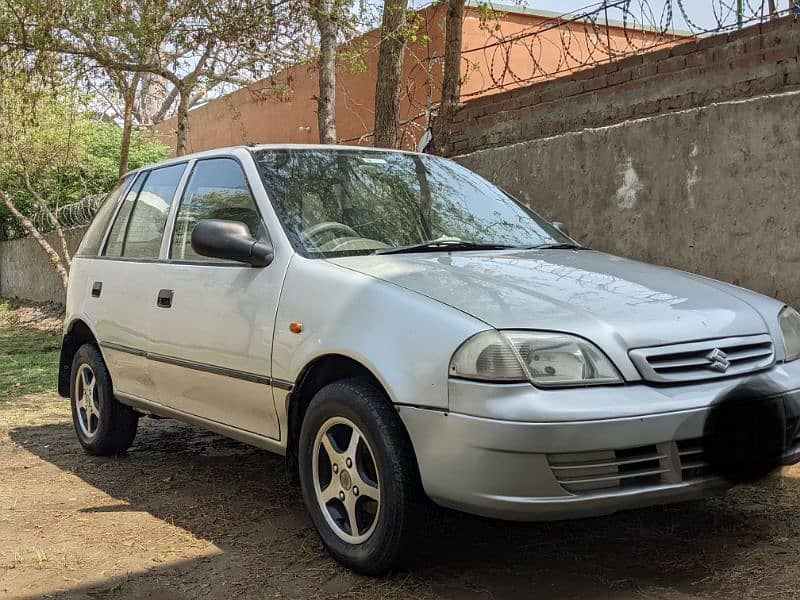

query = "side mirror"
[191,219,274,267]
[552,221,570,238]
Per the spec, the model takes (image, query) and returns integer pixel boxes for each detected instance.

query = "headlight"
[779,306,800,362]
[449,330,622,387]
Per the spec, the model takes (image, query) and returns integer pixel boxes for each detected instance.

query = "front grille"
[549,438,709,495]
[629,334,774,384]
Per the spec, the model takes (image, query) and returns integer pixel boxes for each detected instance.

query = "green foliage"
[82,122,169,186]
[337,40,370,74]
[0,68,167,238]
[402,9,424,44]
[473,2,508,32]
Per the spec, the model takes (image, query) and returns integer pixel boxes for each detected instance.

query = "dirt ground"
[2,301,800,599]
[0,301,64,334]
[1,391,800,600]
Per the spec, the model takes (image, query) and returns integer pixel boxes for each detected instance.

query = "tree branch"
[0,190,69,289]
[21,170,71,267]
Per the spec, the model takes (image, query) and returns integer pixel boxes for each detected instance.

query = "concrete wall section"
[0,226,87,304]
[455,90,800,307]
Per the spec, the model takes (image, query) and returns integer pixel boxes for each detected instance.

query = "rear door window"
[104,164,186,259]
[121,164,185,259]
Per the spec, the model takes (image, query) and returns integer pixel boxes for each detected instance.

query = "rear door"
[147,155,290,440]
[92,163,188,402]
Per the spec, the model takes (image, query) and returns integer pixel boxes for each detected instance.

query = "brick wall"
[445,15,800,156]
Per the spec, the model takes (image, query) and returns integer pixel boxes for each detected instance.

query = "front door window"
[171,158,264,262]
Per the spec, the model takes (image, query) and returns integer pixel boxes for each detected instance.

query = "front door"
[147,157,288,440]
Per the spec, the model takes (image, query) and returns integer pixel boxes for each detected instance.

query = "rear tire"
[298,377,423,575]
[70,343,138,455]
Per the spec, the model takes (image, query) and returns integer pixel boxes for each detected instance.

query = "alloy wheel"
[74,363,100,438]
[312,416,381,544]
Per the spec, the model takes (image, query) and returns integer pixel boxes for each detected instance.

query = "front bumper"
[398,363,800,521]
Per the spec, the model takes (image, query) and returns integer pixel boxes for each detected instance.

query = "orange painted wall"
[152,4,679,154]
[458,10,671,99]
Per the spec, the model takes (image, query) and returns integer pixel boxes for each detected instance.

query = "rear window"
[74,177,130,257]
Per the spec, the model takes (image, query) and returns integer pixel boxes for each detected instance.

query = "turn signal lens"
[449,330,527,382]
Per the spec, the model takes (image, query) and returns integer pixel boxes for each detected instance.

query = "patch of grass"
[0,303,60,399]
[34,548,48,569]
[0,297,23,321]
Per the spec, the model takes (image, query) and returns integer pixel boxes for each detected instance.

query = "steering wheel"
[302,221,360,246]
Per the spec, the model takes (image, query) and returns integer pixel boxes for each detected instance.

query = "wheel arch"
[284,353,417,481]
[58,318,101,397]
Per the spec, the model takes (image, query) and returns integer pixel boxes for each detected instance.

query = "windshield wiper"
[375,240,516,255]
[526,243,586,250]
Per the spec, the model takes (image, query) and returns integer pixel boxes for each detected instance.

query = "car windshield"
[253,148,571,257]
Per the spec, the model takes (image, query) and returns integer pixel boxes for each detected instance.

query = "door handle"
[91,282,102,298]
[156,289,174,309]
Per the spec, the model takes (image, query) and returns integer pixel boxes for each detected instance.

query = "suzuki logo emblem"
[706,348,731,372]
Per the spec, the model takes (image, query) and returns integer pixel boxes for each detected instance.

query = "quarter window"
[171,158,263,262]
[105,173,146,257]
[75,175,131,257]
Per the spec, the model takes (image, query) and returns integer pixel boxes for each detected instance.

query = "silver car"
[60,145,800,574]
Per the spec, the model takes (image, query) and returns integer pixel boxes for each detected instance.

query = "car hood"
[329,250,771,349]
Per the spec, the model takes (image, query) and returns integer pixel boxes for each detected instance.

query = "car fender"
[272,255,487,410]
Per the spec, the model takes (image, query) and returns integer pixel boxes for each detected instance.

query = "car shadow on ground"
[10,416,800,599]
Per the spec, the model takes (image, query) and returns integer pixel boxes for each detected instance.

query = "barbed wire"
[27,193,104,235]
[451,0,790,100]
[341,0,796,151]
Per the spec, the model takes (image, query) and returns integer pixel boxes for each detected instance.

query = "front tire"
[298,377,422,575]
[70,343,139,455]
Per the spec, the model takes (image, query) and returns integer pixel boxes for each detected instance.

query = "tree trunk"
[119,73,140,177]
[433,0,465,155]
[314,1,339,145]
[373,0,408,149]
[40,204,71,269]
[175,89,190,156]
[0,190,69,289]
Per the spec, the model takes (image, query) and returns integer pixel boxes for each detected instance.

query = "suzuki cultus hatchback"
[61,145,800,574]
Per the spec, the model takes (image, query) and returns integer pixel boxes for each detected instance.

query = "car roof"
[122,144,427,178]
